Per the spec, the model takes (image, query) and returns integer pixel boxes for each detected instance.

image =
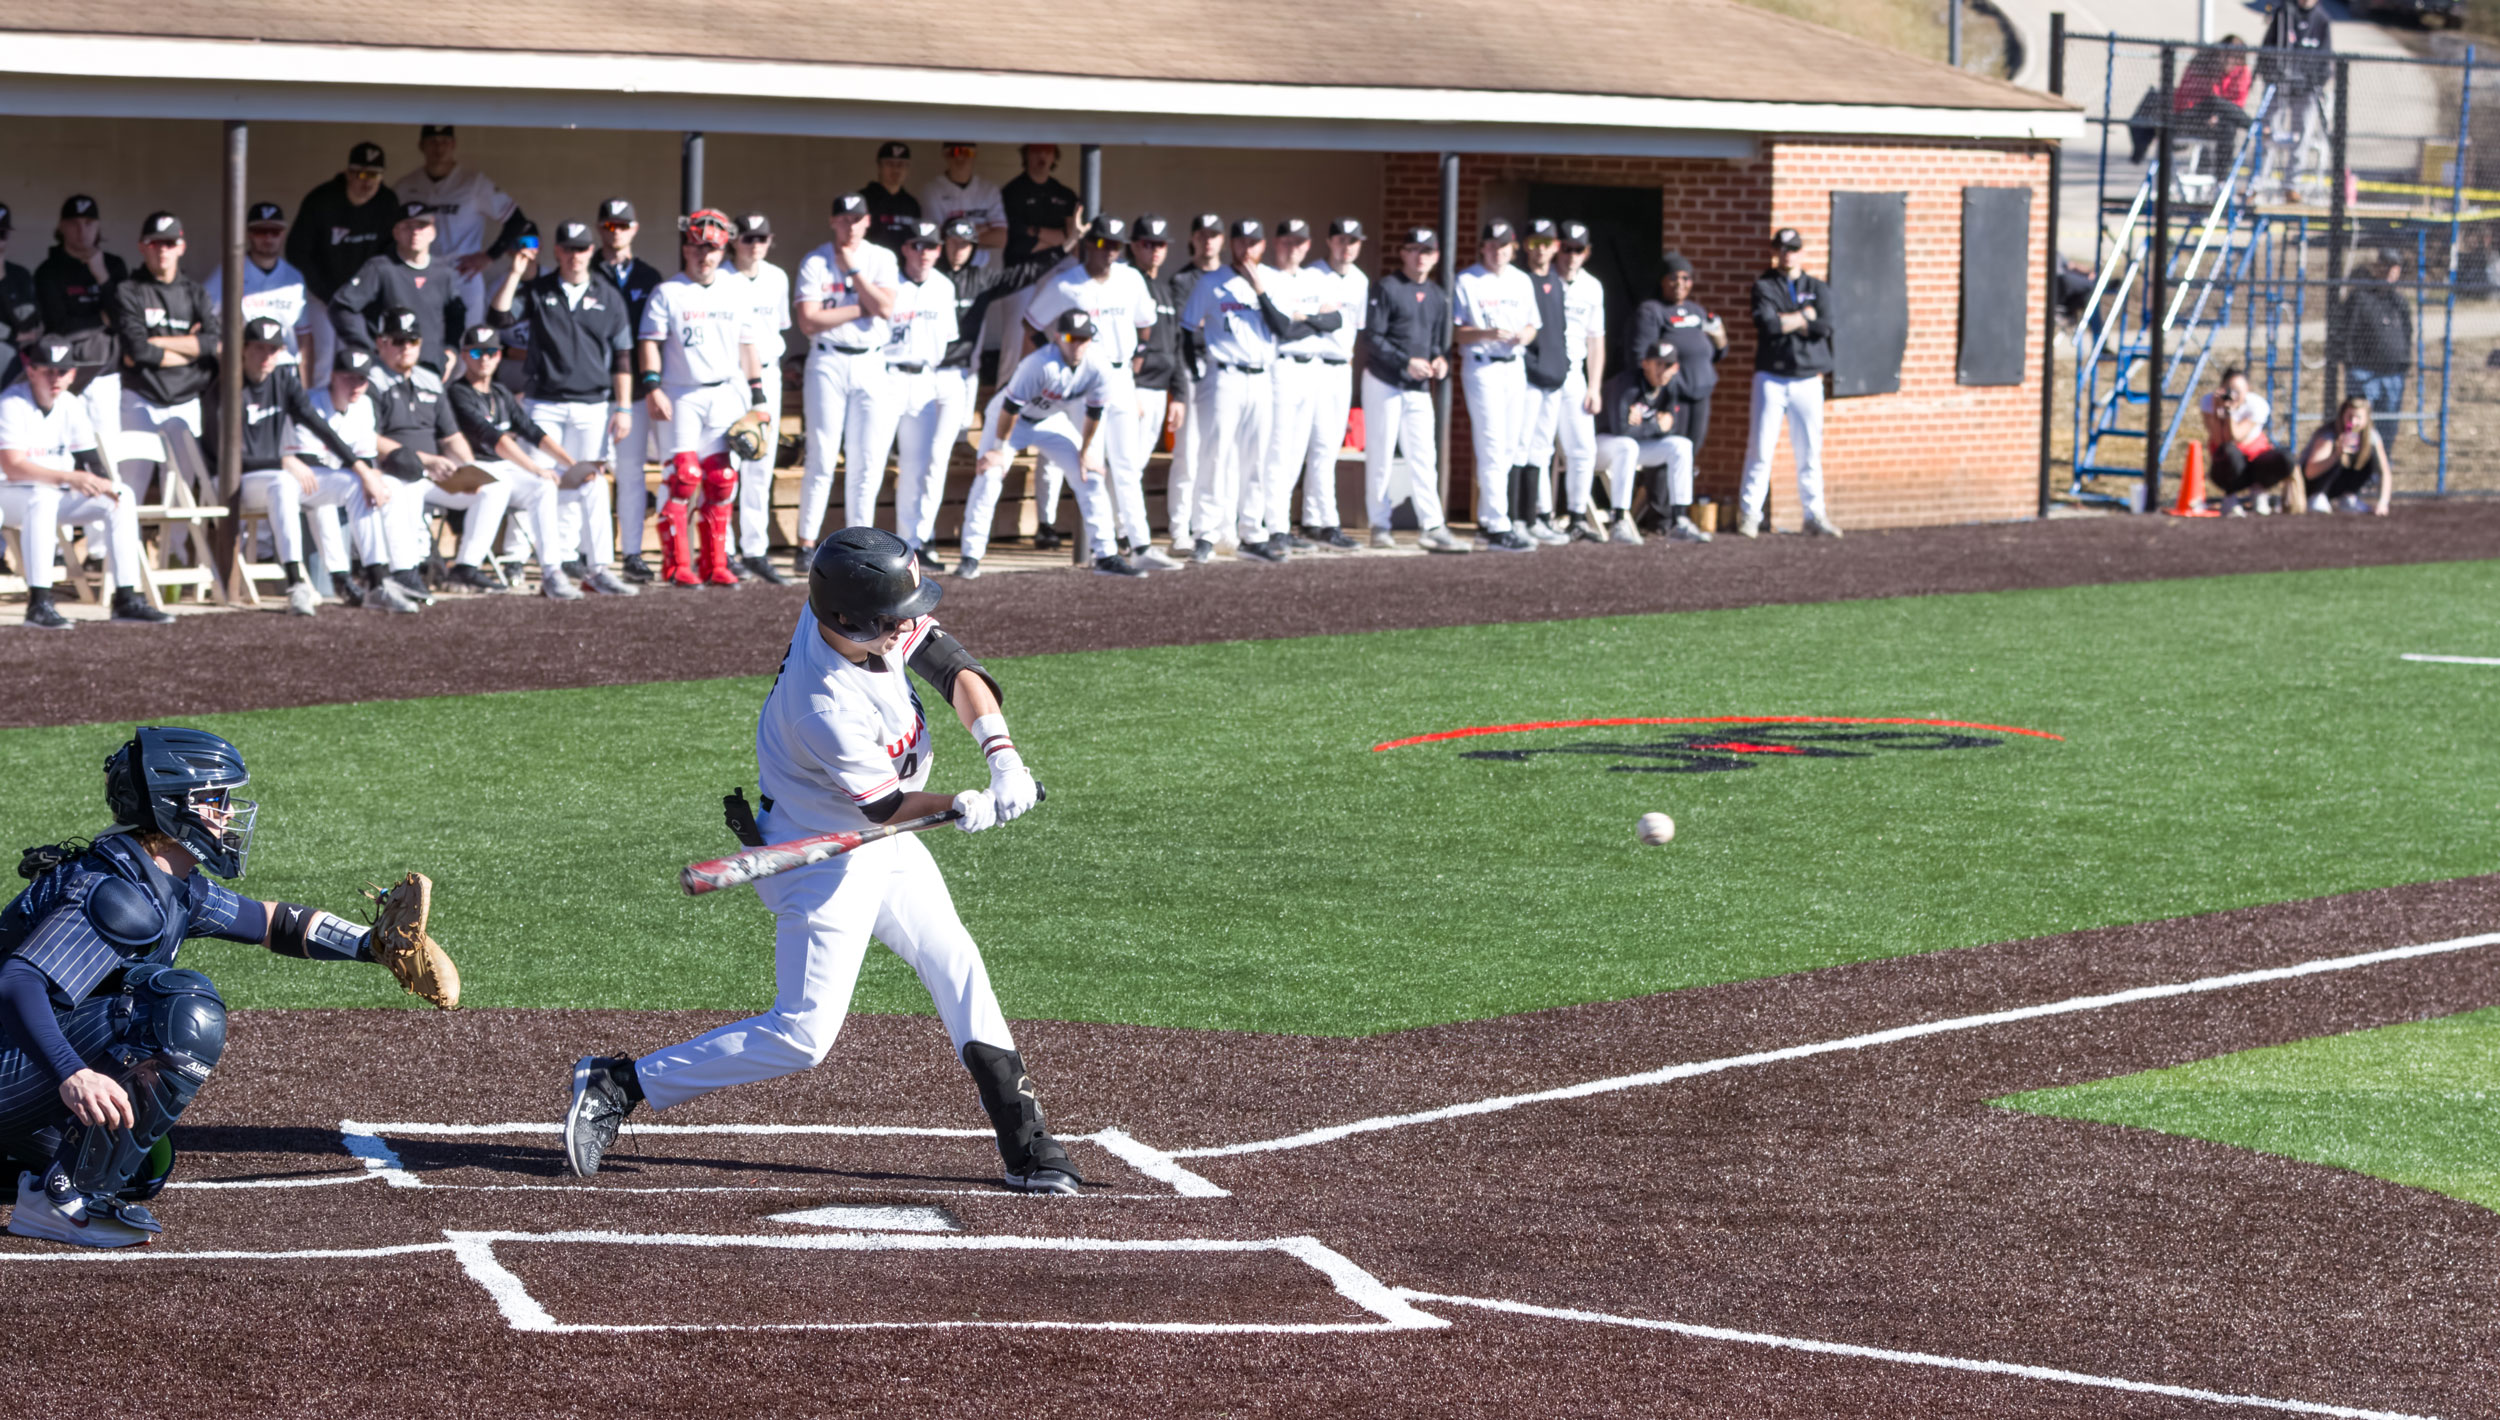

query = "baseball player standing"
[1296,218,1368,549]
[286,143,399,385]
[794,193,900,560]
[957,312,1135,579]
[588,200,667,582]
[1360,227,1468,554]
[0,204,37,385]
[111,212,220,457]
[1160,214,1224,561]
[1021,216,1170,567]
[855,220,959,572]
[1453,219,1539,552]
[394,126,529,333]
[641,209,770,588]
[1740,227,1840,539]
[1178,219,1276,563]
[0,339,170,628]
[1511,220,1571,545]
[1255,219,1345,559]
[1124,215,1189,559]
[204,203,316,370]
[330,201,464,377]
[918,143,1008,257]
[33,196,130,449]
[722,214,795,584]
[1550,222,1609,542]
[860,143,922,254]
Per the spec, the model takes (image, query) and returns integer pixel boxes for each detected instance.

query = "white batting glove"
[990,760,1039,823]
[953,789,998,833]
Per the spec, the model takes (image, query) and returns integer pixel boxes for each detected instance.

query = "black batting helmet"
[808,528,941,641]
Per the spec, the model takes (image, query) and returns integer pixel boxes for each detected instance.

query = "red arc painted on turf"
[1370,716,2066,752]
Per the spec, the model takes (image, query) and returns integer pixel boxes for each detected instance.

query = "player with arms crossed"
[0,728,454,1247]
[562,528,1082,1194]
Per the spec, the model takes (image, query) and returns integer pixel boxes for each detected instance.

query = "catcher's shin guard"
[658,454,701,585]
[963,1042,1084,1194]
[49,965,225,1230]
[697,453,739,586]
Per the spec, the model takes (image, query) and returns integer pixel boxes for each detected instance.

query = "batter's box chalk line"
[447,1228,1444,1335]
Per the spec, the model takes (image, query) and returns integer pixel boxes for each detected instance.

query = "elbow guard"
[907,628,1002,707]
[859,790,906,825]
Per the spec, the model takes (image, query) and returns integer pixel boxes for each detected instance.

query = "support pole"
[1437,151,1460,519]
[1948,0,1962,70]
[2145,44,2173,513]
[1080,144,1103,221]
[681,132,705,215]
[2437,46,2472,494]
[2040,12,2065,518]
[2322,58,2350,420]
[214,119,248,598]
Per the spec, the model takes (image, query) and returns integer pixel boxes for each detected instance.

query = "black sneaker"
[22,589,71,631]
[1237,537,1285,563]
[1568,514,1607,544]
[1031,526,1063,552]
[1191,538,1214,565]
[619,554,656,584]
[393,568,437,605]
[498,559,525,585]
[1092,554,1148,578]
[445,563,504,594]
[912,546,947,575]
[1281,531,1315,554]
[1309,526,1359,551]
[560,560,589,582]
[741,554,791,585]
[562,1056,640,1179]
[1485,528,1536,553]
[956,555,981,580]
[109,589,175,624]
[334,573,366,609]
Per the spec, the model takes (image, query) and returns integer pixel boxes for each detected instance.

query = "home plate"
[770,1204,958,1232]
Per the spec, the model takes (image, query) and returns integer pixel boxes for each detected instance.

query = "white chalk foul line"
[2399,653,2500,666]
[0,1242,454,1265]
[1396,1291,2435,1420]
[1177,931,2500,1160]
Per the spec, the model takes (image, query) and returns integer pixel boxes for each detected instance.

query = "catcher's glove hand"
[365,871,460,1010]
[727,409,773,463]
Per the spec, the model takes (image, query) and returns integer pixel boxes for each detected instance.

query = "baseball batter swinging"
[562,528,1083,1195]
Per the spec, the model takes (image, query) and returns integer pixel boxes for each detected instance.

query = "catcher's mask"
[809,527,941,641]
[682,208,734,252]
[104,727,256,880]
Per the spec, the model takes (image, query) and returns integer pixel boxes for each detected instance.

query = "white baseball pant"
[611,402,656,558]
[1299,360,1354,529]
[890,368,971,552]
[633,832,1015,1110]
[1548,369,1601,515]
[80,373,124,460]
[1163,368,1210,547]
[1360,370,1448,533]
[526,398,620,570]
[420,468,530,569]
[1595,434,1691,512]
[734,377,784,560]
[665,381,750,462]
[1193,363,1272,546]
[289,466,384,571]
[1460,354,1527,533]
[1739,371,1828,524]
[236,469,311,563]
[799,345,897,538]
[1039,371,1151,551]
[0,481,143,593]
[1133,386,1171,539]
[1264,357,1324,537]
[959,404,1116,562]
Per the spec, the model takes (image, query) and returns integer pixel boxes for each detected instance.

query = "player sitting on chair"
[0,727,457,1248]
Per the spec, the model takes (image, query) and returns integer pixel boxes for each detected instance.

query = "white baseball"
[1636,812,1675,846]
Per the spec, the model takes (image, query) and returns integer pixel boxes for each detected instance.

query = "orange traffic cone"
[2169,441,2218,517]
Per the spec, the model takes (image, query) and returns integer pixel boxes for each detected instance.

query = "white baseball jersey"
[755,607,939,834]
[206,258,314,364]
[795,241,901,352]
[882,270,960,369]
[288,385,379,462]
[1022,264,1156,368]
[0,384,97,472]
[1305,258,1369,362]
[918,174,1006,231]
[1180,267,1278,368]
[721,258,794,365]
[1000,345,1107,427]
[1455,264,1538,356]
[641,273,761,387]
[1270,266,1342,361]
[1562,268,1606,376]
[394,164,518,260]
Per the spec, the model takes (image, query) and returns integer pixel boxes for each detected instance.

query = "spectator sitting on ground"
[2200,366,2295,515]
[2298,395,2393,517]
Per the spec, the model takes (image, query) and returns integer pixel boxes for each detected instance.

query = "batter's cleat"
[1369,528,1400,550]
[367,577,424,614]
[1236,537,1284,563]
[910,547,946,576]
[8,1171,159,1249]
[1609,517,1645,546]
[109,589,176,624]
[562,1056,640,1179]
[963,1043,1087,1196]
[22,589,72,631]
[1804,515,1844,538]
[1136,544,1183,571]
[1419,525,1471,554]
[445,563,504,594]
[619,553,656,584]
[541,566,584,600]
[1030,526,1063,552]
[955,555,981,580]
[1002,1134,1085,1196]
[1483,528,1536,552]
[1669,516,1713,544]
[1191,538,1215,565]
[583,567,639,596]
[286,580,321,616]
[1092,554,1148,578]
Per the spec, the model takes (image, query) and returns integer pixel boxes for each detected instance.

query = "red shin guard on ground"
[658,455,701,584]
[697,454,739,585]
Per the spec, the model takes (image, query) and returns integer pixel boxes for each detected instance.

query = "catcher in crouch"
[0,727,456,1248]
[640,207,774,588]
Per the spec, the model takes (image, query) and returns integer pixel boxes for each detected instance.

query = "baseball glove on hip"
[726,409,774,463]
[365,872,461,1010]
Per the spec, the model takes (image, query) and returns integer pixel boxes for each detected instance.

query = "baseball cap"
[377,307,423,341]
[1641,340,1682,363]
[1403,227,1440,251]
[1131,213,1171,242]
[335,348,376,379]
[1275,218,1311,240]
[1558,221,1591,249]
[555,220,596,249]
[0,202,12,236]
[599,198,637,225]
[60,195,98,221]
[1327,217,1366,240]
[832,192,869,217]
[876,141,911,161]
[241,316,286,344]
[1523,218,1560,244]
[140,211,184,243]
[1086,215,1130,245]
[1480,218,1516,243]
[459,323,500,352]
[247,201,286,228]
[347,142,387,171]
[420,124,456,139]
[1229,217,1263,241]
[1191,213,1224,235]
[1050,310,1098,342]
[943,140,977,153]
[397,201,435,224]
[23,339,78,370]
[1660,250,1695,278]
[942,217,979,242]
[1771,226,1805,250]
[737,212,773,239]
[903,220,942,248]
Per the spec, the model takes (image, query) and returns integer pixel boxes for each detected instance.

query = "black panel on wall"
[1959,186,2033,387]
[1827,191,1908,398]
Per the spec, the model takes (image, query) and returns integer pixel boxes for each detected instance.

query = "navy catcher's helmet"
[104,727,255,879]
[808,528,941,641]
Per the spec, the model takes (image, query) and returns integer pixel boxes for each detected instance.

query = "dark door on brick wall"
[1528,182,1665,376]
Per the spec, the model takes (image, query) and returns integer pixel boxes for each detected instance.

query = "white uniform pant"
[1460,355,1528,532]
[1164,369,1210,545]
[1193,364,1272,545]
[1595,433,1691,512]
[1300,361,1354,528]
[1264,357,1325,537]
[0,480,142,592]
[420,464,558,568]
[960,403,1116,562]
[527,398,621,569]
[236,469,310,563]
[80,373,125,459]
[1040,372,1151,550]
[1739,371,1827,523]
[1133,387,1171,540]
[611,402,656,558]
[665,381,749,462]
[116,393,203,504]
[635,832,1012,1111]
[1534,369,1600,514]
[366,474,433,571]
[890,368,972,550]
[736,378,784,559]
[291,466,383,569]
[1516,379,1571,519]
[1360,370,1447,533]
[800,345,896,539]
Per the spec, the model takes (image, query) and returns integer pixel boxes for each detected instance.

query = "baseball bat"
[680,785,1044,896]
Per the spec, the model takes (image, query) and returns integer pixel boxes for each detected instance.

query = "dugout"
[0,0,2079,534]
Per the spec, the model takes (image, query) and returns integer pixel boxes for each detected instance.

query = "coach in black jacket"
[1357,227,1466,553]
[113,211,221,450]
[1737,227,1839,539]
[331,202,464,376]
[2338,249,2411,454]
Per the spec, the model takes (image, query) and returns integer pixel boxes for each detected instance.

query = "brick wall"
[1379,140,2048,529]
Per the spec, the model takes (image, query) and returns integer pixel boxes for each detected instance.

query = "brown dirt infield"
[4,501,2496,730]
[4,873,2494,1417]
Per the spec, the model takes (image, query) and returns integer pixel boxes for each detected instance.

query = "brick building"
[0,0,2078,532]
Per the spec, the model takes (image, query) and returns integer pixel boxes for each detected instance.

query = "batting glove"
[953,789,999,833]
[990,762,1039,823]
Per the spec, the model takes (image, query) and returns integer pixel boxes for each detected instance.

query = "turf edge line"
[1370,715,2067,751]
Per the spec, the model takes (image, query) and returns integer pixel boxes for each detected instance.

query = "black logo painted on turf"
[1460,722,2005,774]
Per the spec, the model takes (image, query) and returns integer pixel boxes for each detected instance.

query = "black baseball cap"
[904,220,942,248]
[1327,217,1365,239]
[1404,227,1440,250]
[555,220,596,249]
[1086,215,1130,245]
[347,142,387,171]
[377,307,423,341]
[738,212,773,239]
[1191,212,1224,235]
[23,338,78,370]
[1051,310,1098,341]
[60,195,98,221]
[140,211,184,243]
[420,124,456,139]
[876,141,911,161]
[1640,340,1682,363]
[1132,213,1171,242]
[1558,221,1591,249]
[1480,218,1516,243]
[0,202,12,236]
[397,201,435,224]
[1772,227,1805,250]
[335,348,376,378]
[1524,218,1560,243]
[242,316,287,344]
[833,192,869,217]
[1660,250,1695,278]
[1275,218,1311,240]
[599,198,636,225]
[1230,218,1263,240]
[460,323,500,352]
[247,201,286,228]
[942,217,979,242]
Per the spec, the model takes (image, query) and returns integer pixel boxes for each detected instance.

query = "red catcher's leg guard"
[658,454,700,585]
[697,454,740,586]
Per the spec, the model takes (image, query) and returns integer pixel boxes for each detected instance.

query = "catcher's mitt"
[365,872,460,1010]
[727,409,773,463]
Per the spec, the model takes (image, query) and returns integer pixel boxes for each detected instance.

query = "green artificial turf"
[3,557,2495,1034]
[1996,1006,2500,1212]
